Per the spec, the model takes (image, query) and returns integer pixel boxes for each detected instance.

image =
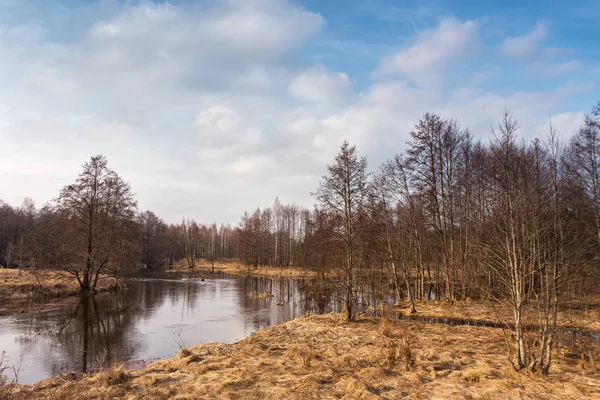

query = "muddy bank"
[5,314,599,399]
[0,269,115,306]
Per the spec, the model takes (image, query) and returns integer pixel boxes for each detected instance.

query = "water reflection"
[1,271,434,384]
[0,271,367,384]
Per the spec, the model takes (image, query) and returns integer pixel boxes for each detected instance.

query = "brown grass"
[9,314,600,399]
[247,291,274,300]
[168,259,319,279]
[0,269,115,306]
[396,298,600,331]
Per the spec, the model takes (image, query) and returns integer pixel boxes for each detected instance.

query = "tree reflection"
[15,279,170,377]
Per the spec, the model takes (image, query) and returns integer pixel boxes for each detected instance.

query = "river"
[0,271,345,384]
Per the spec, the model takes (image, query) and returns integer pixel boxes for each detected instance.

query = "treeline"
[0,200,238,273]
[238,106,600,300]
[1,104,599,305]
[0,157,239,295]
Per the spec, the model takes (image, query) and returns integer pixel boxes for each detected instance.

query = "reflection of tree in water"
[136,271,207,315]
[239,275,342,318]
[51,295,140,374]
[297,278,338,314]
[15,279,172,378]
[239,274,410,318]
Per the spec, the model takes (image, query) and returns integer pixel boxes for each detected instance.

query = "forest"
[1,105,599,374]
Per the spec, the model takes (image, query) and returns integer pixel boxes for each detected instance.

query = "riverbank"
[5,313,599,399]
[168,259,318,279]
[396,298,600,332]
[0,269,115,306]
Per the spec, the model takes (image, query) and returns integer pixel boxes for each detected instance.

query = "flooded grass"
[6,314,599,399]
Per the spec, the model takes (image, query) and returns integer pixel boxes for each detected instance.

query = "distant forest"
[1,104,599,304]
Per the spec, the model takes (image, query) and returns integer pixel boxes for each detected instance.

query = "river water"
[0,271,346,384]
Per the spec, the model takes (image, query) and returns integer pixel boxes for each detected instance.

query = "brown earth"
[5,313,599,399]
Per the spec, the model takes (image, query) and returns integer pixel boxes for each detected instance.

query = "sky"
[0,0,598,224]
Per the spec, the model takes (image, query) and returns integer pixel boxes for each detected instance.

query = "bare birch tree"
[314,141,368,320]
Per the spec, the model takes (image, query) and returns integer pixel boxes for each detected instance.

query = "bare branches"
[314,141,369,320]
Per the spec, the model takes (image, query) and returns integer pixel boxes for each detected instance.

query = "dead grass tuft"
[0,384,17,400]
[337,353,361,370]
[358,366,387,382]
[381,339,399,369]
[288,343,315,368]
[577,351,598,373]
[98,365,131,387]
[463,369,483,384]
[303,365,334,384]
[378,302,392,337]
[178,347,192,357]
[399,337,416,371]
[335,376,378,399]
[381,337,416,370]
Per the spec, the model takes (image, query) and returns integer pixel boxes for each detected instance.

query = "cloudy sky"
[0,0,598,224]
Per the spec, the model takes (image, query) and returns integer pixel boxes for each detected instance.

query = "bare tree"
[139,210,167,269]
[55,155,137,295]
[407,113,464,299]
[182,219,201,269]
[314,141,368,320]
[484,111,541,370]
[566,110,600,247]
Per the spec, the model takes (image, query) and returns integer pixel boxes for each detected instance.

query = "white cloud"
[532,111,585,140]
[537,60,582,75]
[501,22,548,59]
[0,0,325,222]
[289,65,352,104]
[373,17,479,83]
[0,6,593,224]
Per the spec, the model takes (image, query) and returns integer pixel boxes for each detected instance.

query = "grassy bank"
[396,299,600,332]
[0,269,115,306]
[169,259,318,280]
[5,313,599,399]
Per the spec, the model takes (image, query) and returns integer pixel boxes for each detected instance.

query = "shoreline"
[5,313,599,399]
[167,260,319,280]
[394,299,600,332]
[0,269,115,307]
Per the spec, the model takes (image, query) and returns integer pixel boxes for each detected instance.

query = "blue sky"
[0,0,598,223]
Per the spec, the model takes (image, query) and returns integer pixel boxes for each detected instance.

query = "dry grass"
[396,298,600,331]
[98,364,131,387]
[168,259,319,279]
[0,269,114,306]
[247,291,274,300]
[9,314,600,399]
